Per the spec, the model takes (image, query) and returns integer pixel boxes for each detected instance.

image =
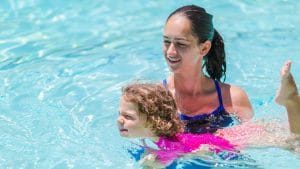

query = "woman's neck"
[171,72,212,96]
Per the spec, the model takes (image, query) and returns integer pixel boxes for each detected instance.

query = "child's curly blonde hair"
[122,83,184,138]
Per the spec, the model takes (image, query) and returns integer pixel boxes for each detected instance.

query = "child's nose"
[117,116,124,124]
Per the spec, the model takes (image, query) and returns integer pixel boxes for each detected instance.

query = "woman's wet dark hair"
[167,5,226,81]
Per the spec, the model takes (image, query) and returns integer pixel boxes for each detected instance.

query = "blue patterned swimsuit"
[163,79,240,133]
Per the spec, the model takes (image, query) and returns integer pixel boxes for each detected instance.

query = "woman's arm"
[229,85,254,122]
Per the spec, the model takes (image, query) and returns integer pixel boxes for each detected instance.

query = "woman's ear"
[200,40,211,56]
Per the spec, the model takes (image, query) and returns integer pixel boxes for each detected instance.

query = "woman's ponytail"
[203,29,226,81]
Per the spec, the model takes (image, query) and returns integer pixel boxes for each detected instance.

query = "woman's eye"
[176,43,186,48]
[163,40,171,45]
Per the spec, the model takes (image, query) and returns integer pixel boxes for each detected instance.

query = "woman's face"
[117,96,154,138]
[163,14,203,72]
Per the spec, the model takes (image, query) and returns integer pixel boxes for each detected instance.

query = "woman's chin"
[168,64,180,72]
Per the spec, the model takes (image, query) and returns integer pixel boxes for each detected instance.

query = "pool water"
[0,0,300,168]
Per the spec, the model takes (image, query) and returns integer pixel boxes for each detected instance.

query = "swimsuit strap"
[214,80,224,107]
[162,79,168,90]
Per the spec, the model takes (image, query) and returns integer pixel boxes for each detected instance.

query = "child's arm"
[139,153,166,169]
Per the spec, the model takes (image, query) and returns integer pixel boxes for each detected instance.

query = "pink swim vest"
[153,133,236,164]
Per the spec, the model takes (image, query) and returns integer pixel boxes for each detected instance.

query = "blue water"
[0,0,300,168]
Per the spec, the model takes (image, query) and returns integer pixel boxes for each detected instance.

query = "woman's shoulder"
[219,82,253,121]
[218,82,246,97]
[218,82,247,98]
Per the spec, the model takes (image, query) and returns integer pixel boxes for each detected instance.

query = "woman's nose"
[166,43,177,56]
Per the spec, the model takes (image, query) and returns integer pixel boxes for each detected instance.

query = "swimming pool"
[1,0,300,168]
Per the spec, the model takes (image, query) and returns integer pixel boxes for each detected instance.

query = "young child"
[217,61,300,149]
[275,60,300,134]
[117,61,300,167]
[117,83,237,167]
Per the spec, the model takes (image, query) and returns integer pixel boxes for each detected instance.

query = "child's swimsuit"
[163,79,240,133]
[154,133,235,164]
[128,133,244,169]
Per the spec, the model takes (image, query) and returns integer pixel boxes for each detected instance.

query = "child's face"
[117,96,154,138]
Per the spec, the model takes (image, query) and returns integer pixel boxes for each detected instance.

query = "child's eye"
[124,115,134,120]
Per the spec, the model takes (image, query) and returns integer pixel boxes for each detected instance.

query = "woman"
[162,5,253,133]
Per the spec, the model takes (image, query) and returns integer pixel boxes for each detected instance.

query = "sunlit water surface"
[0,0,300,168]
